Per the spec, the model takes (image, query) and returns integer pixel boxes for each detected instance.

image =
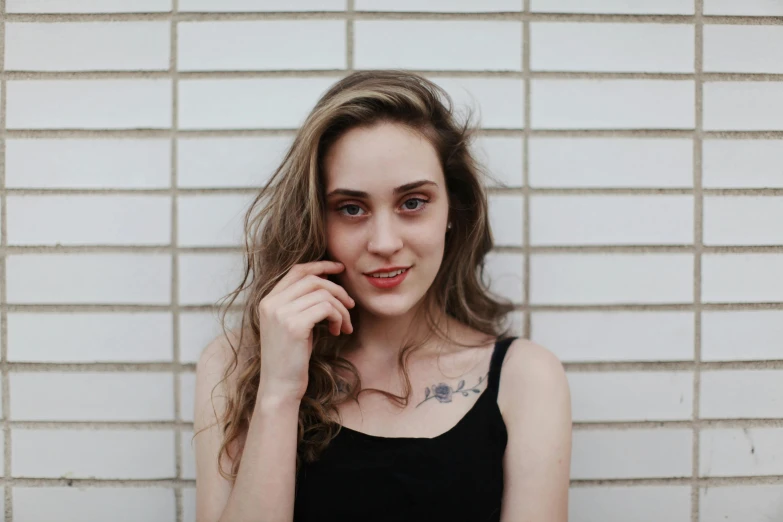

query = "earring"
[447,222,452,229]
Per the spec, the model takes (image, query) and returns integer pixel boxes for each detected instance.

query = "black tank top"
[293,336,516,522]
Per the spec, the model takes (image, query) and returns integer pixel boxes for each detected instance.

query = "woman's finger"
[266,261,345,298]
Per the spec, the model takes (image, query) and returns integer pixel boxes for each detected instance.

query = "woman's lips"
[363,267,410,289]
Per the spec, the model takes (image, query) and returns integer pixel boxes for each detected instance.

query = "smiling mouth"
[363,267,411,289]
[368,268,409,278]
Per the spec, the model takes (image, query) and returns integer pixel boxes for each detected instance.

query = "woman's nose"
[367,216,403,255]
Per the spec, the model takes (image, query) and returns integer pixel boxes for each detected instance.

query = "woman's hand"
[256,261,355,402]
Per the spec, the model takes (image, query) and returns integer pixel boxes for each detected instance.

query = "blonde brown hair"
[201,70,515,482]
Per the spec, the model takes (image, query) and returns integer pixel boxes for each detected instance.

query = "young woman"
[193,70,572,522]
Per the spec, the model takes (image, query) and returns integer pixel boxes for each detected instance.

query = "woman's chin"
[357,293,416,318]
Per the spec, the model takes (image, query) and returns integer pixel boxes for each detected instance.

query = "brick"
[702,254,783,303]
[472,136,523,188]
[178,254,246,306]
[531,23,693,72]
[569,371,693,422]
[700,428,783,477]
[533,311,694,362]
[5,22,169,71]
[432,77,524,129]
[6,138,171,189]
[488,194,524,246]
[704,82,783,131]
[529,138,693,188]
[7,0,171,12]
[7,195,171,246]
[8,312,173,363]
[703,139,783,189]
[183,488,196,522]
[177,136,290,188]
[530,254,693,305]
[179,0,344,11]
[569,486,691,522]
[7,254,172,305]
[530,195,693,245]
[531,0,693,14]
[532,79,695,129]
[13,429,176,478]
[7,80,172,130]
[178,78,336,130]
[483,252,524,304]
[704,196,783,246]
[14,488,175,522]
[702,310,783,362]
[700,485,783,522]
[705,25,783,73]
[704,0,783,16]
[355,21,522,71]
[701,370,783,419]
[178,194,252,247]
[11,372,174,421]
[178,21,345,71]
[572,429,692,479]
[356,0,521,11]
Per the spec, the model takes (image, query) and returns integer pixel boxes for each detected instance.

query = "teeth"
[371,268,407,278]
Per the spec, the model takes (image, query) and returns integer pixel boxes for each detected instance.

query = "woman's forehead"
[323,124,443,193]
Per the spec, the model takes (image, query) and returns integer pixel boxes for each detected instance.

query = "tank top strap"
[486,336,517,399]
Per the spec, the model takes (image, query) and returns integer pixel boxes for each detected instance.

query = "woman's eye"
[403,198,428,211]
[339,204,364,216]
[337,198,428,217]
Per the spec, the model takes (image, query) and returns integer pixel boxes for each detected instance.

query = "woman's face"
[323,121,450,318]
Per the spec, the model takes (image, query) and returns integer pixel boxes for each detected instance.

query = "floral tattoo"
[416,373,488,408]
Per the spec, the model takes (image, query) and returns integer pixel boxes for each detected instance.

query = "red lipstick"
[363,266,410,289]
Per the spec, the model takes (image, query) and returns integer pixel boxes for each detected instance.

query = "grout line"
[573,418,783,430]
[0,474,778,489]
[3,11,783,25]
[6,478,193,487]
[4,70,783,81]
[692,1,704,520]
[3,128,783,139]
[571,475,783,487]
[170,4,183,522]
[4,416,783,431]
[4,186,783,197]
[0,0,12,518]
[521,0,531,340]
[346,0,354,72]
[6,244,783,255]
[1,358,782,373]
[5,302,783,313]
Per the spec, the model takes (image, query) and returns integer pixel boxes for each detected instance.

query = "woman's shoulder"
[497,338,570,422]
[195,329,253,423]
[197,328,253,376]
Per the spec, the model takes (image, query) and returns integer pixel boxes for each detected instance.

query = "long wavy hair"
[200,70,515,482]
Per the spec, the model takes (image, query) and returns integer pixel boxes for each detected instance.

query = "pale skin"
[193,121,572,522]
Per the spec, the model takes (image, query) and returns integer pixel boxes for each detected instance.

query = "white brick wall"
[2,2,781,522]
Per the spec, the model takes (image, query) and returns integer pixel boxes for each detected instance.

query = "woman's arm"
[499,339,573,522]
[194,335,300,522]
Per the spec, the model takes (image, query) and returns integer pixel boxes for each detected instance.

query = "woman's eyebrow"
[326,180,438,198]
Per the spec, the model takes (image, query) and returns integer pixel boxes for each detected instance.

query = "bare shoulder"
[497,338,571,422]
[197,329,243,376]
[194,330,242,430]
[193,330,245,522]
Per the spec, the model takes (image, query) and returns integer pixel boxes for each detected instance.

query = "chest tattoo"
[415,372,489,408]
